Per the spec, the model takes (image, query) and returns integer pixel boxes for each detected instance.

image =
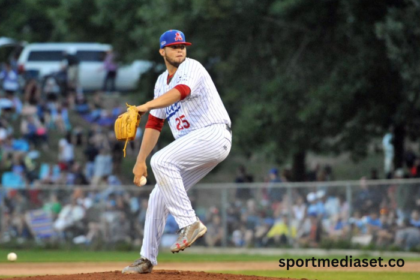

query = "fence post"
[346,183,352,240]
[0,187,3,237]
[287,184,293,245]
[346,183,352,221]
[221,187,228,247]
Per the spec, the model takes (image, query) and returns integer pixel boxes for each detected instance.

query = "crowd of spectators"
[0,58,135,189]
[1,58,420,252]
[0,58,142,245]
[225,165,420,251]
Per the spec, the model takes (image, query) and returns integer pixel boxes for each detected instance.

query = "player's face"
[160,44,187,68]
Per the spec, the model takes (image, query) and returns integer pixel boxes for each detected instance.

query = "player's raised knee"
[150,153,165,171]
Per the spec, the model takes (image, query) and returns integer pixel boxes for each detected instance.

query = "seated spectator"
[354,176,382,214]
[10,153,27,183]
[297,212,322,248]
[324,191,340,218]
[231,223,246,247]
[306,192,318,216]
[0,62,19,94]
[109,212,131,244]
[376,213,396,246]
[410,210,420,228]
[366,210,382,234]
[265,213,297,246]
[0,118,11,144]
[328,214,347,240]
[91,148,112,186]
[53,198,85,239]
[56,102,71,131]
[7,91,23,115]
[42,193,62,220]
[394,218,420,251]
[43,76,60,102]
[36,164,60,185]
[58,132,74,169]
[254,210,274,247]
[68,162,89,185]
[20,115,47,148]
[292,195,307,224]
[315,190,327,219]
[24,78,41,106]
[74,93,90,114]
[205,214,223,247]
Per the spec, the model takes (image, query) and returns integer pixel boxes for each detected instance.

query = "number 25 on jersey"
[176,115,190,130]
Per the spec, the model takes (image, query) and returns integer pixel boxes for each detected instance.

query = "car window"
[76,51,106,62]
[27,51,64,62]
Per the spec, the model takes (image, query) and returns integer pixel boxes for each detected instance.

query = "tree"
[376,0,420,168]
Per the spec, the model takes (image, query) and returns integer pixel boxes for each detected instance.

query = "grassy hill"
[17,92,385,185]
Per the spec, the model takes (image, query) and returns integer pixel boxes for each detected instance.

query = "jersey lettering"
[150,58,231,139]
[166,102,181,120]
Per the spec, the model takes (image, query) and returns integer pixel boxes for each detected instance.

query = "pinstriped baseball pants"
[140,124,232,265]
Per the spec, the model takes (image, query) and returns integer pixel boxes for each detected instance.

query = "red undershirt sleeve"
[174,84,191,100]
[145,114,165,132]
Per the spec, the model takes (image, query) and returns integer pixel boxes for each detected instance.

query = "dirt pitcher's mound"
[1,270,294,280]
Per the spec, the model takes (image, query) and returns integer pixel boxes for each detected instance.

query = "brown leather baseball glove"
[114,103,141,157]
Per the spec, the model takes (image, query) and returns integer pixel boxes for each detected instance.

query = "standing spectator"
[84,138,99,181]
[234,165,254,200]
[267,168,283,203]
[382,130,394,178]
[109,131,124,175]
[102,50,118,94]
[0,62,19,94]
[62,50,79,95]
[404,149,417,170]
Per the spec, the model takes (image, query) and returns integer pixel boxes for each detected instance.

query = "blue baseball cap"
[160,30,192,49]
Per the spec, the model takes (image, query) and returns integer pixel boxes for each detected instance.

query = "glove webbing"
[123,139,129,158]
[122,103,136,158]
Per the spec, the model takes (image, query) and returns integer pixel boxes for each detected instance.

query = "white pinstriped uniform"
[140,58,232,265]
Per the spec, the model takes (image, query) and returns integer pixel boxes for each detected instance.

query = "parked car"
[17,43,152,91]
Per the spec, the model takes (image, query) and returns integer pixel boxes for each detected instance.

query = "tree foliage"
[1,0,418,179]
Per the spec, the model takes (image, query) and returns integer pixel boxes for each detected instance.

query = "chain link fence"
[1,179,420,251]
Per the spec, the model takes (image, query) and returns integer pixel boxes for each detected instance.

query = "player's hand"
[133,161,148,187]
[136,104,149,116]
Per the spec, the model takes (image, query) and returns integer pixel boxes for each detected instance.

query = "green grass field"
[1,249,419,263]
[0,249,419,280]
[221,270,420,280]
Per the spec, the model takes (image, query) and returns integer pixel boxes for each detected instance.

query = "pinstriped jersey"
[150,58,231,139]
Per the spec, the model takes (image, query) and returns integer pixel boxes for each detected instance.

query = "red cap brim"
[164,42,192,47]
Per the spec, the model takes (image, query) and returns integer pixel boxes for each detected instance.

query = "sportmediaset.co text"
[279,256,405,270]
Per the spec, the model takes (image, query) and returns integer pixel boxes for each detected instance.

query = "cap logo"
[161,41,166,46]
[175,32,183,42]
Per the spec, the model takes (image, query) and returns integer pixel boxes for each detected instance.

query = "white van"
[17,43,152,91]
